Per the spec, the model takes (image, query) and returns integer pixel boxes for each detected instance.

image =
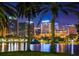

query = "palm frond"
[63,3,79,9]
[37,15,44,27]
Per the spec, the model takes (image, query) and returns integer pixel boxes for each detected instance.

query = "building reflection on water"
[0,38,27,52]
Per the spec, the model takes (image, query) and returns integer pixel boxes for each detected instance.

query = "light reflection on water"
[0,38,79,55]
[0,39,27,52]
[55,41,79,55]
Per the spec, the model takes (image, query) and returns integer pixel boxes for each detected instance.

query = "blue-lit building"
[40,20,59,34]
[7,16,18,36]
[18,21,34,37]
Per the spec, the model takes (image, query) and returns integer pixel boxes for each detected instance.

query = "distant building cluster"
[0,17,77,39]
[34,20,77,39]
[0,17,34,38]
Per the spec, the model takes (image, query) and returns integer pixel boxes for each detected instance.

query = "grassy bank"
[0,51,68,56]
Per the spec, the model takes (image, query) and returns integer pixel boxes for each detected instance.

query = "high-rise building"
[29,21,34,36]
[41,20,51,34]
[55,22,59,30]
[67,25,77,35]
[18,22,26,37]
[7,17,17,36]
[40,20,59,34]
[18,21,34,37]
[55,29,68,38]
[34,26,41,35]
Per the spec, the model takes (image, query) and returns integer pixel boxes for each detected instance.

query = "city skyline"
[6,2,79,26]
[0,2,79,56]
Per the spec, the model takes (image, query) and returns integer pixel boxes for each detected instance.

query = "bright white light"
[30,21,33,24]
[55,22,58,26]
[67,24,75,27]
[26,21,34,24]
[42,20,49,23]
[2,42,4,52]
[8,43,11,51]
[9,16,16,20]
[9,16,12,19]
[11,43,14,51]
[71,40,74,55]
[56,43,59,53]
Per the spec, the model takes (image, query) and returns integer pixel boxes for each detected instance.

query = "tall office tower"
[34,26,41,35]
[29,21,34,36]
[40,20,59,37]
[68,25,77,35]
[55,22,59,30]
[55,25,68,38]
[19,22,26,37]
[7,16,17,36]
[41,20,51,34]
[25,21,34,37]
[18,21,34,37]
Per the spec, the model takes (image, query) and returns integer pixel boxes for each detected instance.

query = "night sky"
[8,2,79,26]
[34,10,78,26]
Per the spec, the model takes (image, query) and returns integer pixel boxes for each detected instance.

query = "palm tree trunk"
[1,30,3,37]
[50,14,56,52]
[27,17,31,51]
[24,36,26,51]
[1,21,4,37]
[51,15,56,41]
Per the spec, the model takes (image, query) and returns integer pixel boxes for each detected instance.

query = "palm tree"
[35,2,79,52]
[16,2,43,51]
[75,14,79,40]
[50,3,77,42]
[0,3,17,51]
[0,18,6,37]
[0,3,16,37]
[76,23,79,34]
[37,2,79,41]
[16,2,79,52]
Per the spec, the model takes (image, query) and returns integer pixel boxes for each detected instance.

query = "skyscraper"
[18,21,34,37]
[18,22,26,37]
[7,16,17,36]
[34,26,41,35]
[68,25,77,34]
[41,20,51,34]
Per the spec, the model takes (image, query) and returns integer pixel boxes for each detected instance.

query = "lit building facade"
[18,22,27,37]
[30,21,34,36]
[67,25,77,35]
[34,26,41,35]
[41,20,51,34]
[7,17,18,36]
[34,20,77,39]
[34,20,60,39]
[55,29,68,38]
[18,21,34,37]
